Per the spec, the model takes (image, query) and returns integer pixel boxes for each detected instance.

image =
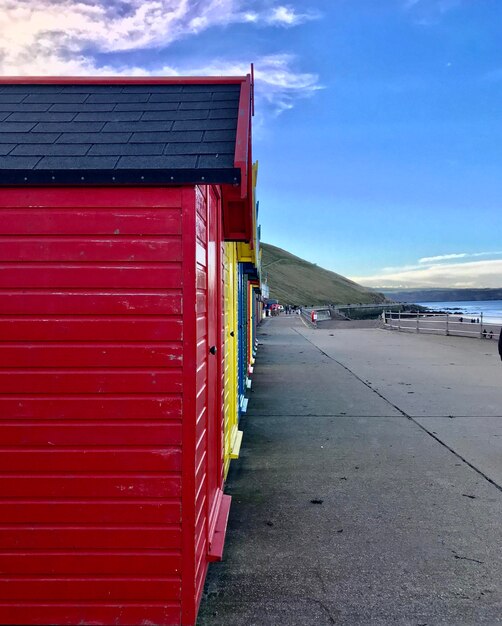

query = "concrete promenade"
[198,316,502,625]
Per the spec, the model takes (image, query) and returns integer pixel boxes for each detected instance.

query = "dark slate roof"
[0,82,242,185]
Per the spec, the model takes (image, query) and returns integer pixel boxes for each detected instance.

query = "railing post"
[480,312,483,339]
[446,312,449,336]
[398,310,401,332]
[416,312,419,333]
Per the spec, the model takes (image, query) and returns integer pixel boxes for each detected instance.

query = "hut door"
[206,188,222,543]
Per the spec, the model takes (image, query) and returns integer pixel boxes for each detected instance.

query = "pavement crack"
[452,550,484,564]
[293,327,502,495]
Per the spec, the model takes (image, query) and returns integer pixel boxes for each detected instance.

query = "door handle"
[209,346,217,355]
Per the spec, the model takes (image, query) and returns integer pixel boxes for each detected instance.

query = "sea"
[416,300,502,324]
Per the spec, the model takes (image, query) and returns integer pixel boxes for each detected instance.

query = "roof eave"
[0,168,241,186]
[0,76,248,86]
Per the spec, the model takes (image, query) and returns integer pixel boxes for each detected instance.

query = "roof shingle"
[0,81,242,185]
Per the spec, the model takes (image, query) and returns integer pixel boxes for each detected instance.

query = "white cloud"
[188,54,321,115]
[266,6,319,27]
[351,259,502,289]
[0,1,321,115]
[419,253,467,263]
[419,251,502,264]
[0,1,319,64]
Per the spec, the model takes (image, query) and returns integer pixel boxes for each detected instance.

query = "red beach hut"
[0,75,254,626]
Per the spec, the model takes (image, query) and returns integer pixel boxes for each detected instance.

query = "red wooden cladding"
[0,476,182,499]
[0,344,183,367]
[0,604,180,626]
[0,180,235,625]
[0,264,182,288]
[0,527,182,550]
[0,187,183,207]
[196,315,206,338]
[0,553,182,575]
[0,291,182,315]
[195,401,208,438]
[0,423,182,446]
[196,266,207,289]
[0,448,182,472]
[0,317,183,341]
[196,242,207,266]
[0,397,182,419]
[0,578,181,601]
[0,209,182,235]
[196,291,207,314]
[0,237,183,262]
[0,370,183,394]
[0,501,181,524]
[195,218,207,245]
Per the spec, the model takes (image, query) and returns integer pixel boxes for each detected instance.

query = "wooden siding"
[0,188,184,626]
[193,185,209,610]
[223,242,240,478]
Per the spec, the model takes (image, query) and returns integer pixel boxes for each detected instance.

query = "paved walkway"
[198,316,502,625]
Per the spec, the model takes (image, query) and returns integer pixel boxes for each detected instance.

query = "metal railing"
[383,311,501,340]
[300,307,331,328]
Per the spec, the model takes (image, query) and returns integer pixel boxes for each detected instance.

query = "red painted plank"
[196,266,207,289]
[0,603,181,626]
[196,291,207,314]
[0,187,183,208]
[196,189,207,220]
[0,396,182,419]
[0,209,182,235]
[195,218,207,246]
[0,317,183,341]
[196,243,206,266]
[195,441,207,488]
[195,401,206,430]
[196,361,207,392]
[196,315,206,339]
[0,552,182,575]
[0,344,183,368]
[0,448,182,472]
[0,527,182,550]
[195,408,207,448]
[0,476,182,499]
[0,578,181,601]
[0,501,181,524]
[0,370,183,394]
[195,476,206,524]
[0,237,183,262]
[0,291,182,315]
[0,264,182,288]
[196,337,207,364]
[0,423,182,446]
[208,494,231,562]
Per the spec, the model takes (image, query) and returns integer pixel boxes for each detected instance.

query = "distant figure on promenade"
[482,329,487,339]
[499,331,502,360]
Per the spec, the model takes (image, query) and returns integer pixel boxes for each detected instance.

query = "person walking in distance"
[499,328,502,361]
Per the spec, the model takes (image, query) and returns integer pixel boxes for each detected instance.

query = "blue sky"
[1,0,501,288]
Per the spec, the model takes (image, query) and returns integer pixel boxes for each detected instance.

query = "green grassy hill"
[261,242,387,306]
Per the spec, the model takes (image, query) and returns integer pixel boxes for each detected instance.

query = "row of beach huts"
[0,74,262,625]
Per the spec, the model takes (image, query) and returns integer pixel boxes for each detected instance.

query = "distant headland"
[381,288,502,303]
